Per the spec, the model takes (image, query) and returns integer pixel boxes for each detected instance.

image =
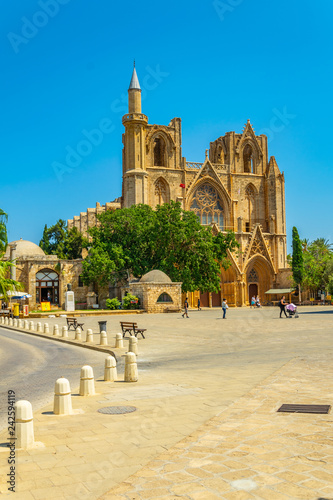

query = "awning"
[0,291,32,299]
[265,288,295,294]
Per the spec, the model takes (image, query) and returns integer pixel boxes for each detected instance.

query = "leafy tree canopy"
[82,201,239,292]
[39,219,89,260]
[0,261,24,301]
[302,237,333,293]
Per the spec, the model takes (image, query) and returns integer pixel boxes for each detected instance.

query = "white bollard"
[104,355,117,382]
[115,333,124,348]
[29,321,34,331]
[37,322,42,332]
[128,336,138,355]
[15,400,34,449]
[124,352,138,382]
[86,329,93,343]
[79,366,95,396]
[53,377,72,415]
[100,330,108,346]
[75,327,82,341]
[9,318,13,326]
[53,324,59,336]
[18,319,23,328]
[24,320,29,329]
[13,319,18,327]
[62,326,68,338]
[44,323,49,334]
[0,316,4,324]
[5,317,9,325]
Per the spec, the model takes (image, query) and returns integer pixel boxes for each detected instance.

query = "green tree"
[292,227,304,302]
[83,201,239,293]
[303,238,333,294]
[0,208,8,254]
[39,220,88,259]
[0,261,23,301]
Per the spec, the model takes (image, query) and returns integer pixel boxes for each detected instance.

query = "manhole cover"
[277,404,331,414]
[97,406,137,415]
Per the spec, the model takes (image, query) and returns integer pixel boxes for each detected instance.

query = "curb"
[0,325,122,362]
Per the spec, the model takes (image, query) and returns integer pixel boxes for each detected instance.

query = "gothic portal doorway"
[249,283,258,303]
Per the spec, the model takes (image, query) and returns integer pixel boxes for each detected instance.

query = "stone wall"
[129,282,182,313]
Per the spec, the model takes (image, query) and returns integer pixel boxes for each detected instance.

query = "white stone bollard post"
[29,321,34,331]
[100,330,108,346]
[53,377,72,415]
[86,329,93,343]
[128,336,138,355]
[44,323,49,334]
[9,318,13,326]
[24,320,29,329]
[37,322,42,332]
[62,326,68,338]
[115,333,124,348]
[0,316,4,324]
[15,400,34,449]
[75,327,82,341]
[53,324,59,336]
[124,352,138,382]
[18,319,23,328]
[13,319,18,327]
[104,355,117,381]
[5,317,9,325]
[79,366,95,396]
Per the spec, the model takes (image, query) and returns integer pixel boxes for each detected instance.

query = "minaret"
[122,64,148,207]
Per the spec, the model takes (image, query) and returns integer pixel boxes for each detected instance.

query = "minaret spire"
[129,61,141,91]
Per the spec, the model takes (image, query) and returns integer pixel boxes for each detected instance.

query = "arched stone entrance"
[245,256,274,305]
[36,269,59,305]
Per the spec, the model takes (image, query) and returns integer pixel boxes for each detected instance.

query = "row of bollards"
[1,316,139,352]
[13,351,138,450]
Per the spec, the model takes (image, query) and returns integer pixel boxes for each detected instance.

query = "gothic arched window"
[245,184,256,230]
[248,268,259,282]
[243,144,254,173]
[153,137,166,166]
[154,178,169,205]
[190,184,224,230]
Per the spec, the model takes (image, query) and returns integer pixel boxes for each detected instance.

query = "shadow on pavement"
[299,310,333,315]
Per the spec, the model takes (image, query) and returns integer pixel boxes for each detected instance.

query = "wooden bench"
[66,317,84,331]
[120,321,146,339]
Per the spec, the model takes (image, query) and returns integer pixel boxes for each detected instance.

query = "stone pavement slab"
[0,306,333,499]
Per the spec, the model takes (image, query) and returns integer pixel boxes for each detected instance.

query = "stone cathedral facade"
[68,66,290,307]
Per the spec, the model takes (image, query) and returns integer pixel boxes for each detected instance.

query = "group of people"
[182,294,290,319]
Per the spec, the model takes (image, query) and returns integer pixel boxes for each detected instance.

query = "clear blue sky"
[1,0,332,249]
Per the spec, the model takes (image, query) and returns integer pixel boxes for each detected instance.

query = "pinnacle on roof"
[129,62,141,90]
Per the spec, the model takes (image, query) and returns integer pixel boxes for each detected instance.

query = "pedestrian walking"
[197,298,201,311]
[250,295,256,308]
[222,298,228,319]
[279,295,288,318]
[182,297,189,318]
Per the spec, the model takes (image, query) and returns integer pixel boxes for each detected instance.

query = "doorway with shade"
[249,283,258,303]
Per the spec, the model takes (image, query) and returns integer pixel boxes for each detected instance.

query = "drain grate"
[277,404,331,414]
[97,406,137,415]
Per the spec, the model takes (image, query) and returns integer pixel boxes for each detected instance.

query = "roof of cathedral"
[129,66,141,90]
[4,238,46,259]
[140,270,172,283]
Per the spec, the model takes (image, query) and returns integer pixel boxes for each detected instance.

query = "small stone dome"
[4,238,46,259]
[140,270,172,283]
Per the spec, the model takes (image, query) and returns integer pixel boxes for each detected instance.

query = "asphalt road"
[0,327,108,432]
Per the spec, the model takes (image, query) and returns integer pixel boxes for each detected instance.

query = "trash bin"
[98,320,107,333]
[13,303,20,318]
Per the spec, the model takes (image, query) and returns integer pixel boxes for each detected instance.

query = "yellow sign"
[41,302,51,312]
[310,297,314,302]
[327,295,331,301]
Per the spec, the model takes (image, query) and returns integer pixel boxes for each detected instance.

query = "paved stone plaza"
[1,306,333,499]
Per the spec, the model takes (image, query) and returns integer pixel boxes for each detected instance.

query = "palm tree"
[0,261,23,301]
